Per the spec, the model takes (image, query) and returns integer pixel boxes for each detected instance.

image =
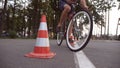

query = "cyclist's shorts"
[59,0,75,14]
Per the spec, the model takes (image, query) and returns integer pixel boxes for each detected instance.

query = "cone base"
[25,52,56,59]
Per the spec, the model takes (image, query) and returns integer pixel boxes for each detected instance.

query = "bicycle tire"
[56,23,66,46]
[56,32,64,46]
[66,10,93,52]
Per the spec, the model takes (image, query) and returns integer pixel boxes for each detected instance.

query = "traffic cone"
[25,15,55,59]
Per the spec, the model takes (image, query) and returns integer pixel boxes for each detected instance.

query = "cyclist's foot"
[69,38,74,43]
[69,37,76,46]
[69,36,78,46]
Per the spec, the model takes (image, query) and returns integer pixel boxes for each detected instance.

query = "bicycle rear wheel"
[56,23,65,46]
[56,31,64,46]
[66,10,93,52]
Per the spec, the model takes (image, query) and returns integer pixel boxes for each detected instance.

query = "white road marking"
[74,51,96,68]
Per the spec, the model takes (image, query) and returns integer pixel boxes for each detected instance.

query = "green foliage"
[8,30,17,38]
[118,0,120,2]
[118,35,120,40]
[88,0,115,25]
[0,0,117,39]
[50,0,59,11]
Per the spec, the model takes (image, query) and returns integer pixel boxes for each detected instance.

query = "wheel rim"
[66,11,92,51]
[57,32,64,45]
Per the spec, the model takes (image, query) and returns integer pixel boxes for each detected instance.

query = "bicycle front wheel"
[66,10,93,52]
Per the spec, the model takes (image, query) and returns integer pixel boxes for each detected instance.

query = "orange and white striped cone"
[25,15,55,59]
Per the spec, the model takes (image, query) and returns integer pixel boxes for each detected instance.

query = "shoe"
[69,38,74,43]
[69,37,74,46]
[69,35,78,46]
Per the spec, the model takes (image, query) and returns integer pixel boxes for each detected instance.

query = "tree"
[115,0,120,40]
[0,0,8,37]
[0,0,116,39]
[118,0,120,10]
[88,0,115,39]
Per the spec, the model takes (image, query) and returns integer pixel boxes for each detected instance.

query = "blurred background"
[0,0,120,40]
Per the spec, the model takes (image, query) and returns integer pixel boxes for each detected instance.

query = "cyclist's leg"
[68,16,78,45]
[68,21,78,45]
[67,7,76,44]
[57,1,71,28]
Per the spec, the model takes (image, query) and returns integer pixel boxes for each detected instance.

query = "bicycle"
[56,5,93,52]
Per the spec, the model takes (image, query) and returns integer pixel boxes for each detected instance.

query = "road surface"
[0,39,120,68]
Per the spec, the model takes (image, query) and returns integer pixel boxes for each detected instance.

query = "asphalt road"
[0,39,120,68]
[83,40,120,68]
[0,39,75,68]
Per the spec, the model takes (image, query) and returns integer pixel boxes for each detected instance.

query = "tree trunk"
[0,0,8,36]
[107,9,110,39]
[116,18,120,37]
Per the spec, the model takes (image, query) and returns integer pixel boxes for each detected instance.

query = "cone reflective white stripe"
[39,22,47,30]
[36,38,49,47]
[25,14,55,59]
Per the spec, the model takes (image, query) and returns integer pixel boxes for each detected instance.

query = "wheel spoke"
[66,11,93,52]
